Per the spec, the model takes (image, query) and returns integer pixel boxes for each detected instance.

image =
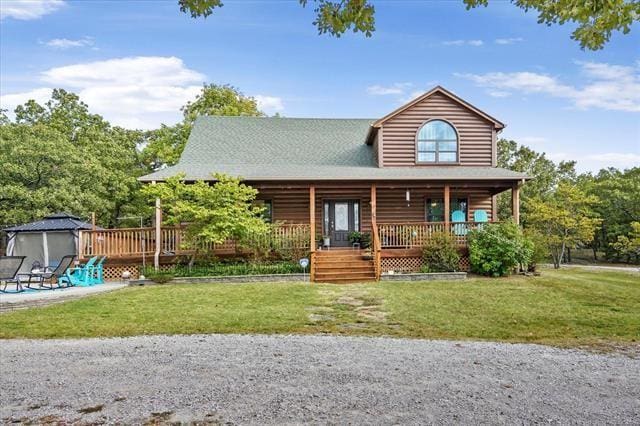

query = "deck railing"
[79,223,311,259]
[79,227,157,258]
[377,221,487,248]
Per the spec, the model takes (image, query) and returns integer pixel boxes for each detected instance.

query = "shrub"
[422,232,460,272]
[145,271,175,284]
[142,261,303,278]
[468,221,533,277]
[523,228,549,272]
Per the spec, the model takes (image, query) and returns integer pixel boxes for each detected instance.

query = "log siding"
[254,182,495,230]
[380,92,495,167]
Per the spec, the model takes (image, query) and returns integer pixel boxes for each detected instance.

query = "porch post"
[370,184,377,226]
[309,185,316,282]
[91,212,96,258]
[512,183,520,225]
[444,184,451,229]
[371,183,381,280]
[154,197,161,271]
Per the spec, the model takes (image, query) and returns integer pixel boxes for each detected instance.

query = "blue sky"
[1,0,639,172]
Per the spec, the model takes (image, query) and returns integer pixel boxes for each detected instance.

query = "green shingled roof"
[139,116,528,182]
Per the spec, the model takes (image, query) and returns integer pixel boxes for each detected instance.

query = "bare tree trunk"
[552,247,561,269]
[559,242,566,268]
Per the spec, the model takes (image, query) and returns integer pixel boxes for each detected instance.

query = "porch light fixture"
[406,189,410,206]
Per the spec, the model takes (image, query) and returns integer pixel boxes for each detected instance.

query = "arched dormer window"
[416,119,458,163]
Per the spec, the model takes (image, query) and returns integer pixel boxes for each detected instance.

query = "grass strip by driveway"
[0,268,638,350]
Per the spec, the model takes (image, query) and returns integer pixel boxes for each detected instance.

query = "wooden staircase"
[313,249,376,283]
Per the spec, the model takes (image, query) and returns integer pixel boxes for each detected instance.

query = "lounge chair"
[0,256,27,293]
[473,209,489,230]
[25,255,76,290]
[92,256,107,285]
[451,210,467,236]
[60,256,98,287]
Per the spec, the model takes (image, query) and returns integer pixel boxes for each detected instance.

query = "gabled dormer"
[367,86,505,168]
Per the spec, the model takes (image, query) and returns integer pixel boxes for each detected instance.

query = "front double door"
[323,200,360,247]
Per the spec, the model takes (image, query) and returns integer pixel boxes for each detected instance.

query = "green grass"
[1,268,638,350]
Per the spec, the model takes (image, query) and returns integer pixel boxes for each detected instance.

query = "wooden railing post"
[154,197,161,271]
[309,185,316,283]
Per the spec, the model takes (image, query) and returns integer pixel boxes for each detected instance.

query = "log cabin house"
[83,86,528,282]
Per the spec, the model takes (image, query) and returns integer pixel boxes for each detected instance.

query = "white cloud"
[43,36,93,49]
[1,56,286,128]
[487,90,511,98]
[255,95,284,114]
[0,87,53,109]
[443,39,483,47]
[549,152,640,171]
[0,0,65,20]
[367,82,413,96]
[41,56,204,88]
[1,56,206,129]
[495,37,524,45]
[455,61,640,112]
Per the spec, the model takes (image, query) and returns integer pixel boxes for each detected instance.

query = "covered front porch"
[78,179,522,282]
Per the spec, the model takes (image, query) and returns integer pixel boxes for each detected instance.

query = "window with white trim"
[417,120,458,163]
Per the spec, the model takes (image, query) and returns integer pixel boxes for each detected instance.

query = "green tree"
[141,84,264,170]
[580,167,640,261]
[142,173,269,247]
[497,138,577,223]
[611,221,640,263]
[0,89,146,227]
[526,182,601,268]
[178,0,639,49]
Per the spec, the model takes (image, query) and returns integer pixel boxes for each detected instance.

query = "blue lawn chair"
[474,210,489,230]
[92,256,106,284]
[60,256,98,287]
[451,210,467,236]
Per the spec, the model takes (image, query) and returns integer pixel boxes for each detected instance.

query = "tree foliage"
[497,138,576,223]
[466,0,639,50]
[141,84,264,170]
[142,173,269,247]
[178,0,639,49]
[526,182,601,268]
[468,221,533,276]
[0,89,145,227]
[579,167,640,261]
[611,221,640,262]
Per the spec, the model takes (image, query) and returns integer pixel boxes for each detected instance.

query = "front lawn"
[1,268,638,350]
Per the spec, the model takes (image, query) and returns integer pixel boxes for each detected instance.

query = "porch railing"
[79,223,311,258]
[377,221,486,248]
[78,227,158,258]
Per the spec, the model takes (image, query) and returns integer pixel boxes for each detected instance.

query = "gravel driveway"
[1,334,638,424]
